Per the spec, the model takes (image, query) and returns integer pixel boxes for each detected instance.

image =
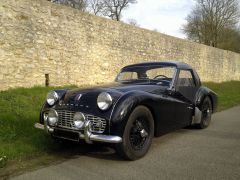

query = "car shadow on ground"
[46,127,197,162]
[47,139,123,161]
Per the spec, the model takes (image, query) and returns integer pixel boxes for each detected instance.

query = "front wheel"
[198,97,212,129]
[115,106,154,160]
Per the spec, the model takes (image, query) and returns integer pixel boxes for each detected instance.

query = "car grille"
[56,110,107,133]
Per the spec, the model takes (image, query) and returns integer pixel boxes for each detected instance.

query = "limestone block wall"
[0,0,240,91]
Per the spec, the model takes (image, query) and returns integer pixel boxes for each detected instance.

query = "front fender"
[109,91,158,136]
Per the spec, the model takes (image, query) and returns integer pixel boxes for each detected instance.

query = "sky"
[122,0,196,39]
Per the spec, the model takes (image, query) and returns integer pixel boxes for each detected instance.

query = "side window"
[146,67,175,79]
[177,70,195,87]
[117,72,138,81]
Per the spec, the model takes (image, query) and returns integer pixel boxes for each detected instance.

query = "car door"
[174,69,198,126]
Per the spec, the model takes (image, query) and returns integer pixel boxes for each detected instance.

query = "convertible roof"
[122,61,193,70]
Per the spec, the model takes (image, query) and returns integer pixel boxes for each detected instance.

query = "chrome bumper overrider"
[34,121,122,144]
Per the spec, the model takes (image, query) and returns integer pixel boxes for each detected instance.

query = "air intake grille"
[86,114,107,134]
[56,110,107,133]
[57,110,75,129]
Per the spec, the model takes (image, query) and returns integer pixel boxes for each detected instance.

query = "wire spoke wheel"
[115,106,154,160]
[199,97,212,129]
[202,102,211,126]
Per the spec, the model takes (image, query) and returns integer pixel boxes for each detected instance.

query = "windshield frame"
[115,65,178,87]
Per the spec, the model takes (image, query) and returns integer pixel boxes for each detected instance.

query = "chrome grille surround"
[56,110,107,133]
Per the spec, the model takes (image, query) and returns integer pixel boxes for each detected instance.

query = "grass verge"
[0,86,73,159]
[0,81,239,176]
[203,81,240,111]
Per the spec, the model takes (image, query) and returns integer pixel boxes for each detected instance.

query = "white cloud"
[122,0,195,38]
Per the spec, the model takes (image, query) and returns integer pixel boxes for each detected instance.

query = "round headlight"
[73,112,85,129]
[97,92,113,111]
[47,109,58,126]
[46,91,59,106]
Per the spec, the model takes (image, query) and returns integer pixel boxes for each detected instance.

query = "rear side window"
[177,70,196,87]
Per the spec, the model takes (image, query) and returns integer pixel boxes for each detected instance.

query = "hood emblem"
[76,94,82,101]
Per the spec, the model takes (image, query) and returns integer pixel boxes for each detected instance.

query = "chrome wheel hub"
[129,119,149,150]
[140,129,148,138]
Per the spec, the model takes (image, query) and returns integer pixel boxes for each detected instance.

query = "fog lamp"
[47,109,58,126]
[73,112,85,129]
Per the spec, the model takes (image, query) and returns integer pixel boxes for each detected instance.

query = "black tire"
[115,106,154,160]
[198,97,212,129]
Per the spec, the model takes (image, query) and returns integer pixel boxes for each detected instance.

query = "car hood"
[55,82,167,118]
[61,81,166,105]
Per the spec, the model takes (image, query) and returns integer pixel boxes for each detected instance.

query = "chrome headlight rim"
[73,112,85,129]
[47,109,58,127]
[97,92,113,111]
[46,91,59,106]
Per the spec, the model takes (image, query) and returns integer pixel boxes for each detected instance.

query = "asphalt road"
[12,106,240,180]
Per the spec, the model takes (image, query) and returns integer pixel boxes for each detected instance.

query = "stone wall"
[0,0,240,91]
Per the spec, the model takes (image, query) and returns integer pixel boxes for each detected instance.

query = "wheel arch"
[110,91,160,137]
[195,87,218,113]
[207,95,214,111]
[138,103,159,137]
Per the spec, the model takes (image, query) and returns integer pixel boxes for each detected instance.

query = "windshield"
[116,66,176,86]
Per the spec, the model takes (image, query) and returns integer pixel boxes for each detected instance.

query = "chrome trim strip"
[35,122,54,133]
[90,134,122,143]
[34,123,44,130]
[84,120,92,144]
[84,120,122,143]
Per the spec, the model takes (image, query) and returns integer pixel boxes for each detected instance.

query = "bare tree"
[183,0,240,47]
[102,0,137,21]
[48,0,137,21]
[49,0,88,11]
[87,0,105,15]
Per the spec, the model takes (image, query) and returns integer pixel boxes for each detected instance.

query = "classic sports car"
[35,61,218,160]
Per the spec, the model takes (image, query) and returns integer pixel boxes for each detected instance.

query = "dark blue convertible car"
[35,61,218,160]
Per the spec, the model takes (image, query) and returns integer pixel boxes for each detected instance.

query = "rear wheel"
[198,97,212,129]
[115,106,154,160]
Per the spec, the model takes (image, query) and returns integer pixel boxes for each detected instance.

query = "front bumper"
[34,120,122,144]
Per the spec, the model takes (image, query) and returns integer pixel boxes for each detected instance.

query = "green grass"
[0,86,76,162]
[203,81,240,111]
[0,81,240,167]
